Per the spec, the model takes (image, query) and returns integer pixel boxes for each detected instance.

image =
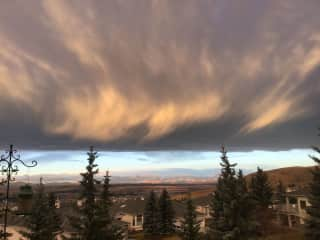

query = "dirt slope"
[246,166,315,188]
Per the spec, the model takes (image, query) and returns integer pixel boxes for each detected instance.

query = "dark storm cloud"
[0,0,319,150]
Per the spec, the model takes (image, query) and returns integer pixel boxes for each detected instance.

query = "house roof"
[112,198,146,215]
[112,197,206,218]
[193,195,211,206]
[282,185,310,198]
[284,189,310,198]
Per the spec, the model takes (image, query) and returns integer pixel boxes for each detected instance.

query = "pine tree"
[143,190,159,235]
[305,129,320,240]
[209,146,256,240]
[250,167,273,237]
[250,167,273,208]
[21,179,60,240]
[159,189,175,235]
[209,146,238,239]
[96,171,123,240]
[47,193,62,237]
[275,180,286,204]
[236,170,257,239]
[65,146,100,240]
[181,196,200,240]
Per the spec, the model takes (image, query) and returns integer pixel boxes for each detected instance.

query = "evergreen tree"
[250,167,273,237]
[275,180,286,204]
[47,193,62,237]
[209,146,238,239]
[250,167,273,208]
[209,146,256,240]
[305,129,320,240]
[159,189,175,235]
[143,190,159,235]
[65,146,100,240]
[21,179,60,240]
[96,171,123,240]
[236,170,257,239]
[181,196,200,240]
[237,170,248,193]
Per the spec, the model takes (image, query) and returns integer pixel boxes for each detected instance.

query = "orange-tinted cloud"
[0,0,319,149]
[48,86,226,141]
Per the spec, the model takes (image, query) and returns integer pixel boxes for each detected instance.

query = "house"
[113,197,146,232]
[55,196,61,209]
[166,197,210,233]
[59,199,129,240]
[113,195,211,233]
[275,187,311,227]
[194,196,211,233]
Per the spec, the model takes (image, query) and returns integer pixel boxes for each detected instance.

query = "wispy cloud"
[0,0,319,149]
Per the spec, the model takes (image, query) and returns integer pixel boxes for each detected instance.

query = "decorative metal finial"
[0,145,38,239]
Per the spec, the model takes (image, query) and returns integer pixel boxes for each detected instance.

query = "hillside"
[246,166,315,189]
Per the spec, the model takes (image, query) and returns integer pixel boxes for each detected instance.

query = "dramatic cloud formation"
[0,0,319,150]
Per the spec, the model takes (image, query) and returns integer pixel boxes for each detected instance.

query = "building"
[113,195,211,233]
[275,187,311,228]
[113,197,146,232]
[193,196,211,233]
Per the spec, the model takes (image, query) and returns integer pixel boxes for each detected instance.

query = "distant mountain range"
[14,166,314,185]
[15,168,224,184]
[15,174,215,184]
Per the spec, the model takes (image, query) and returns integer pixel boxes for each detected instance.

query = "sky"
[20,149,314,176]
[0,1,319,177]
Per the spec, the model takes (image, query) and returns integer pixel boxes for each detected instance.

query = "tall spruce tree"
[305,129,320,240]
[275,180,286,204]
[181,196,200,240]
[250,167,273,237]
[236,170,257,239]
[209,146,238,239]
[209,146,256,240]
[47,193,62,237]
[96,171,123,240]
[143,190,159,235]
[250,167,273,208]
[159,189,175,235]
[21,179,61,240]
[65,146,100,240]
